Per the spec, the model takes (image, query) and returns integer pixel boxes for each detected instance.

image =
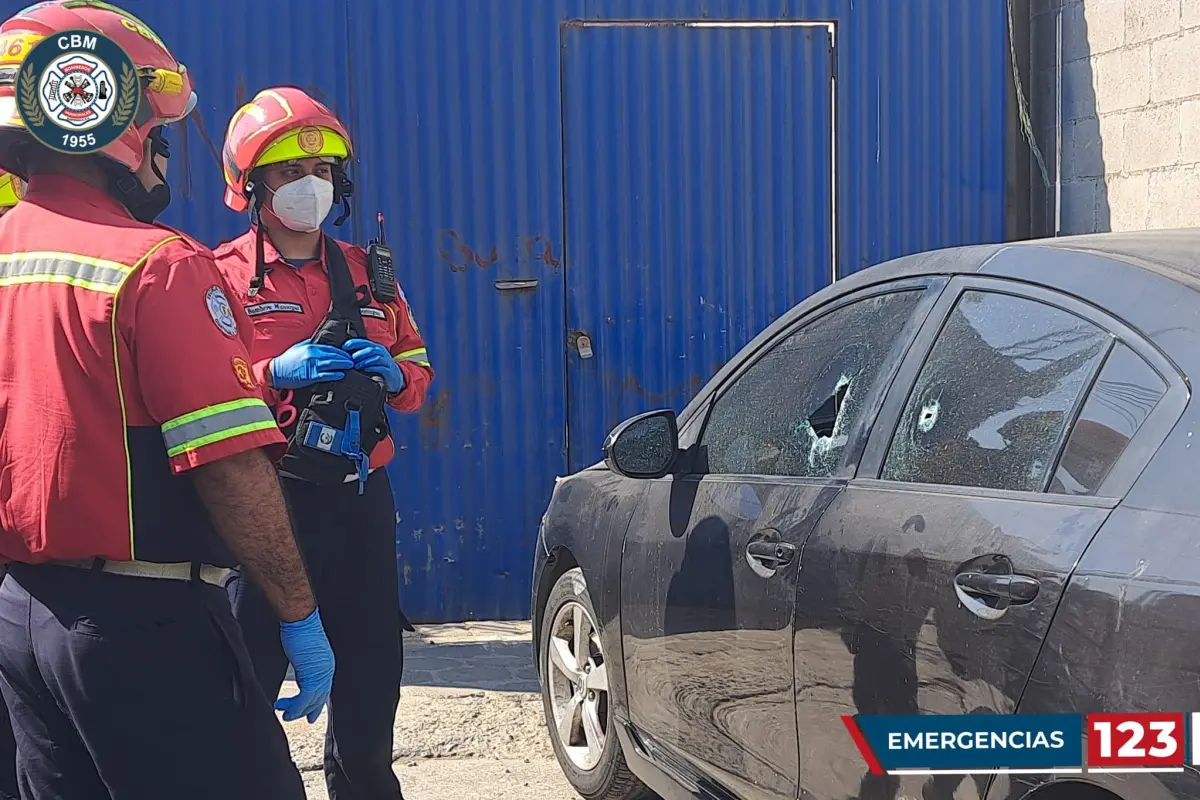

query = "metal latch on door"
[571,330,594,359]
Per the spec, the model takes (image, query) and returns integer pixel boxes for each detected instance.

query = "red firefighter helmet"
[222,86,352,213]
[0,1,196,176]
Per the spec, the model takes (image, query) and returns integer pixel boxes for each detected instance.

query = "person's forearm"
[192,448,315,623]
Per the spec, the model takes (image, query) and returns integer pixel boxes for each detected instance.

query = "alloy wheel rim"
[546,599,609,770]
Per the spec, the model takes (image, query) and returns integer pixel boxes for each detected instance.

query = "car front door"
[792,277,1173,800]
[620,279,945,800]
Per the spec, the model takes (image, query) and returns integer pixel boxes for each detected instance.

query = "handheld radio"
[366,213,397,304]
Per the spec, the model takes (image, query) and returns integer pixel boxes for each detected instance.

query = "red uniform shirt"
[0,175,285,565]
[212,227,432,470]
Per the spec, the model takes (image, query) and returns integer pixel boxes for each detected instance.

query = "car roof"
[840,228,1200,289]
[681,228,1200,429]
[1000,228,1200,291]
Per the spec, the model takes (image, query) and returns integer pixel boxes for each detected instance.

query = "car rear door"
[620,278,946,800]
[791,276,1174,799]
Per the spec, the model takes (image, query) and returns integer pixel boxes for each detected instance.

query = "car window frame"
[855,275,1188,505]
[676,276,950,480]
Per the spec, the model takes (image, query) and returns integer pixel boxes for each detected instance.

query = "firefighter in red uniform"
[0,170,17,800]
[0,4,335,798]
[214,86,432,799]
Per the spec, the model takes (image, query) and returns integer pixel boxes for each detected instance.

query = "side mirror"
[603,409,679,479]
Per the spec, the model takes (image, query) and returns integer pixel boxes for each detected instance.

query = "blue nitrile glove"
[269,342,355,390]
[343,338,405,393]
[276,608,335,723]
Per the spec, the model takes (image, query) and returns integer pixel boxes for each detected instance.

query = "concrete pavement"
[281,621,581,800]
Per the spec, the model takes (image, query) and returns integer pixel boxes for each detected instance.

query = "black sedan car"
[531,231,1200,800]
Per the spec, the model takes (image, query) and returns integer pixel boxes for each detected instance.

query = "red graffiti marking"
[522,235,561,271]
[438,230,500,272]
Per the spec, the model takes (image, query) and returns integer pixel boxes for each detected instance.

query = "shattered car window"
[700,290,924,477]
[882,291,1110,492]
[1049,343,1165,496]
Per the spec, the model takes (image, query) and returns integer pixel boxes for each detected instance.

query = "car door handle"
[954,572,1041,605]
[746,540,795,568]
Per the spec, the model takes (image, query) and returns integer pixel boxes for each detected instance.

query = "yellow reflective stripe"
[0,251,135,292]
[394,347,430,367]
[255,125,350,168]
[161,398,277,457]
[114,235,182,559]
[0,173,20,207]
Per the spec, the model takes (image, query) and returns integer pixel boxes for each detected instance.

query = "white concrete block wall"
[1048,0,1200,233]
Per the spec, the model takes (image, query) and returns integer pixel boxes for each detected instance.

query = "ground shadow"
[402,639,540,693]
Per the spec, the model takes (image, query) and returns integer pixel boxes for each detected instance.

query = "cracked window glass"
[882,291,1110,492]
[699,290,924,477]
[1049,343,1165,496]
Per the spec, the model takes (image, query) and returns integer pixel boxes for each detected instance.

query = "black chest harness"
[273,236,389,492]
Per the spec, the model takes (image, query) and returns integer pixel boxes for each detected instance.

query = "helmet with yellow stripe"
[0,1,197,176]
[222,86,353,215]
[0,168,23,210]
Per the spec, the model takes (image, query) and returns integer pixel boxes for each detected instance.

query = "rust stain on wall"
[521,235,561,271]
[418,389,452,449]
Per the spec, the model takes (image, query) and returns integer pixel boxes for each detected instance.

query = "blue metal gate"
[562,22,835,470]
[0,0,1012,622]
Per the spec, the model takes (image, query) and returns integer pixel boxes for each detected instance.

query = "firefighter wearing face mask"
[214,86,432,800]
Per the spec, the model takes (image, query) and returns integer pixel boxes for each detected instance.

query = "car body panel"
[618,277,950,796]
[532,230,1200,800]
[794,483,1114,798]
[622,476,842,800]
[533,466,650,712]
[986,504,1200,800]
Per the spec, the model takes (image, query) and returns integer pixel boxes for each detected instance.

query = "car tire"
[539,567,653,800]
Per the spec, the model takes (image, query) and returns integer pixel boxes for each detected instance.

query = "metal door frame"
[558,19,841,470]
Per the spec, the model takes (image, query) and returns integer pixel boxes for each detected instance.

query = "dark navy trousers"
[227,468,409,800]
[0,566,14,800]
[0,562,305,800]
[0,697,13,800]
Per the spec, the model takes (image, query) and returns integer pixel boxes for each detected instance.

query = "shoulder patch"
[232,355,256,390]
[205,285,238,338]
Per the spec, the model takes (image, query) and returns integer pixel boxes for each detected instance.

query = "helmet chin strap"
[332,161,352,226]
[247,179,270,297]
[245,158,353,295]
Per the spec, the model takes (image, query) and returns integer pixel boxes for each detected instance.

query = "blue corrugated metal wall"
[0,0,1010,622]
[562,23,836,469]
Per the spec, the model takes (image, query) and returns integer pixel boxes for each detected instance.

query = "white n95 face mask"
[269,175,334,233]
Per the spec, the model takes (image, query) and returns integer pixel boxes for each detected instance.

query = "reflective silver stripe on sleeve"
[160,399,278,457]
[0,252,131,291]
[393,348,430,365]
